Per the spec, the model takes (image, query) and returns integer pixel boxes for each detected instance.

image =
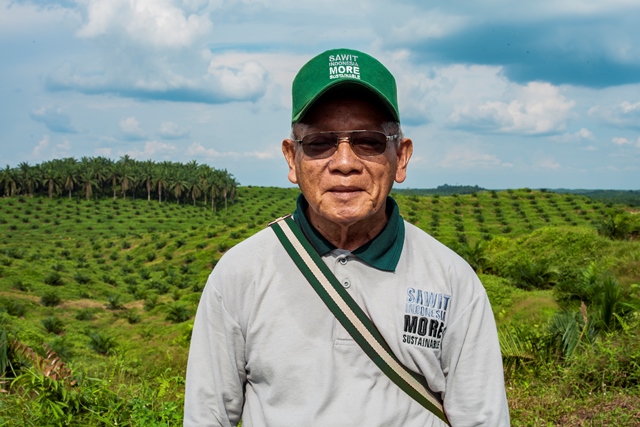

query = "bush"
[509,258,559,290]
[597,211,640,240]
[40,291,62,307]
[41,316,65,334]
[73,272,92,285]
[1,298,27,317]
[124,309,141,324]
[144,295,158,311]
[106,294,123,310]
[165,303,192,323]
[44,271,64,286]
[88,332,117,355]
[75,308,96,321]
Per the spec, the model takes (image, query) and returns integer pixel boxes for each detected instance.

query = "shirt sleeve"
[184,273,246,427]
[440,285,510,426]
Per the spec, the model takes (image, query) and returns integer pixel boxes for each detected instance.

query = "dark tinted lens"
[350,132,388,157]
[301,134,336,158]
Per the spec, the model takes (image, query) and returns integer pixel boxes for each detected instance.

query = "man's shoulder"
[403,221,460,258]
[217,226,280,267]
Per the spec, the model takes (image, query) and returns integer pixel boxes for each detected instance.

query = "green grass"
[0,187,638,426]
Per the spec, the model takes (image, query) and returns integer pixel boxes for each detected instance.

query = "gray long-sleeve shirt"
[184,218,509,426]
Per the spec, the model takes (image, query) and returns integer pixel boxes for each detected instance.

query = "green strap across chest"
[269,215,449,425]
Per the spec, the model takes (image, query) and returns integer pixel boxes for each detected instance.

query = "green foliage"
[455,240,487,272]
[165,303,192,324]
[509,258,559,290]
[597,210,640,240]
[0,298,27,317]
[73,272,92,284]
[41,316,65,335]
[124,309,141,324]
[594,276,636,333]
[44,271,64,286]
[106,294,124,310]
[75,308,96,321]
[40,291,62,307]
[88,332,117,355]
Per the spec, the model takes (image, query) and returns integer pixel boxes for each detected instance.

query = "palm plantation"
[0,157,239,209]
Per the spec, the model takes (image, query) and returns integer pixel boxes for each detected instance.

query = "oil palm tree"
[60,158,78,199]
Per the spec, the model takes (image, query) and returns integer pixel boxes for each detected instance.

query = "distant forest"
[392,185,640,206]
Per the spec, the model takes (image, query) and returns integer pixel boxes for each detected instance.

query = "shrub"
[509,258,559,290]
[75,308,96,321]
[12,279,31,292]
[144,295,158,311]
[597,211,639,240]
[44,271,64,286]
[73,272,92,285]
[41,316,65,334]
[102,275,117,286]
[51,262,65,272]
[1,298,26,317]
[106,294,123,310]
[88,332,117,355]
[166,303,192,323]
[124,309,141,324]
[40,291,62,307]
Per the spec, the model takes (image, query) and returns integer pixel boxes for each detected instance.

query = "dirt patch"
[555,395,640,427]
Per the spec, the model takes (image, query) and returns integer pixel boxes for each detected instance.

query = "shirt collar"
[292,194,405,272]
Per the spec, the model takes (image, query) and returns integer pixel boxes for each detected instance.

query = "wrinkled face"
[282,95,412,229]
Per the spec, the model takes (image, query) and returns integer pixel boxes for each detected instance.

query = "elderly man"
[184,48,510,427]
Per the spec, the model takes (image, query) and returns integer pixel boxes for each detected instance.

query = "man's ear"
[394,138,413,183]
[282,139,298,184]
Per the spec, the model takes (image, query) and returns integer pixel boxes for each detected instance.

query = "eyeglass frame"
[292,129,400,159]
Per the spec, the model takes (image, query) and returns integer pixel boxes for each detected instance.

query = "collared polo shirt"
[293,194,405,272]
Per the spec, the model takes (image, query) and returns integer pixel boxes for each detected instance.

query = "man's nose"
[330,137,362,172]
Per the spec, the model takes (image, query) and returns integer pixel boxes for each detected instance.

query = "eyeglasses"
[293,130,398,159]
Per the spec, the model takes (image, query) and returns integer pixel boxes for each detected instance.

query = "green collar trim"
[293,194,404,272]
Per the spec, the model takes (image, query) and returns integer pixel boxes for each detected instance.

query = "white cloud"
[119,116,146,140]
[549,127,595,143]
[589,100,640,129]
[612,135,640,147]
[535,158,561,170]
[186,142,279,160]
[33,135,50,157]
[125,140,177,158]
[95,147,112,157]
[450,82,575,135]
[76,0,212,48]
[159,121,190,139]
[439,147,510,169]
[186,142,235,158]
[612,136,631,145]
[31,135,72,159]
[207,59,268,100]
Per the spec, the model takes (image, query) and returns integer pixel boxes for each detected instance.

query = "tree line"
[0,156,239,210]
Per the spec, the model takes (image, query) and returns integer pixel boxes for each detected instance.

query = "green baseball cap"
[291,48,399,123]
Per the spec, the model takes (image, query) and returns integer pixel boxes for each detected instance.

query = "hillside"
[1,187,639,426]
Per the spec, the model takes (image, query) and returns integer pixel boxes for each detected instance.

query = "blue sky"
[1,0,640,190]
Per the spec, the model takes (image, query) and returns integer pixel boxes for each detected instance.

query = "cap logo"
[328,54,360,80]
